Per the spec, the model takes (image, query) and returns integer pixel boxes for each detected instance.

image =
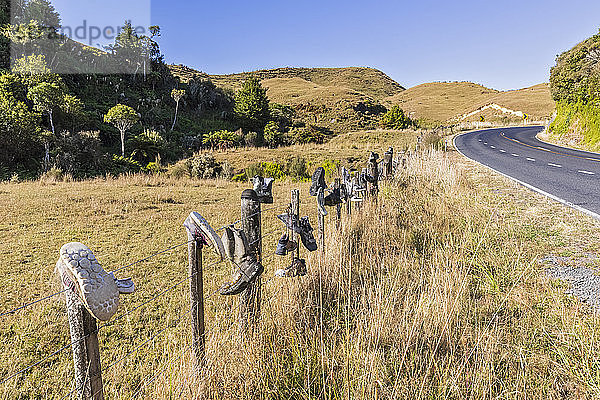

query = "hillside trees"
[234,76,270,139]
[0,0,9,71]
[104,104,140,157]
[170,88,185,131]
[381,105,412,129]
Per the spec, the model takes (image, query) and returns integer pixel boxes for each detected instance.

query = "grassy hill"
[387,82,555,123]
[169,65,555,129]
[169,65,401,133]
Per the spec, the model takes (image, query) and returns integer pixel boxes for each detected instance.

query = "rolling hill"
[169,64,555,129]
[387,82,554,123]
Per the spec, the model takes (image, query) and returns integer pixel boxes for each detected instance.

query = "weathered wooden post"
[367,154,379,199]
[334,178,342,227]
[240,189,262,332]
[317,202,325,255]
[383,147,393,178]
[186,217,205,369]
[62,275,104,400]
[290,190,300,261]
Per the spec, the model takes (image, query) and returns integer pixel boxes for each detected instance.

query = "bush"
[109,155,142,176]
[318,159,339,181]
[289,125,330,144]
[264,120,285,147]
[202,130,243,149]
[52,131,106,178]
[190,153,223,179]
[381,105,412,130]
[285,156,308,180]
[167,160,191,179]
[244,161,286,181]
[245,131,259,147]
[40,166,64,182]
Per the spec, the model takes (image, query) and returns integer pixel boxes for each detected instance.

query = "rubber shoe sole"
[186,212,226,260]
[57,242,120,321]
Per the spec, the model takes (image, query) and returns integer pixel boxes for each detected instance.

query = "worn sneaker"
[275,232,298,256]
[184,212,226,260]
[219,226,264,296]
[324,187,343,206]
[298,216,317,252]
[275,258,307,278]
[317,187,328,216]
[56,242,135,321]
[252,175,274,204]
[309,167,327,196]
[277,212,301,234]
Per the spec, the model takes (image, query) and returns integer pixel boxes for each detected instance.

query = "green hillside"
[549,29,600,150]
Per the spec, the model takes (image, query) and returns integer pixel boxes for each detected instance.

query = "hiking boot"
[252,175,274,204]
[277,212,301,233]
[309,167,327,196]
[298,216,317,252]
[184,212,226,260]
[219,226,264,296]
[317,187,328,216]
[275,258,307,278]
[275,232,298,256]
[56,242,135,321]
[369,152,379,163]
[324,187,343,206]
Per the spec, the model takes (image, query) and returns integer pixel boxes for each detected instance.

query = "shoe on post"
[219,227,264,296]
[277,212,301,233]
[253,175,274,204]
[309,167,327,196]
[275,232,289,256]
[275,258,307,278]
[184,212,226,261]
[56,242,135,321]
[324,187,343,206]
[317,187,328,216]
[298,216,317,252]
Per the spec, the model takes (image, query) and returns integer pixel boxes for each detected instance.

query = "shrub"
[262,161,286,180]
[245,131,259,147]
[40,166,63,182]
[109,155,142,176]
[167,160,191,179]
[319,159,340,181]
[202,130,243,150]
[190,153,222,179]
[144,162,161,175]
[220,161,234,179]
[290,125,329,144]
[381,105,412,130]
[264,121,285,147]
[285,156,308,180]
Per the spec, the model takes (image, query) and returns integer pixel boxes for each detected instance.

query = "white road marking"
[499,149,506,153]
[578,170,595,175]
[490,145,496,149]
[511,153,519,157]
[526,158,535,162]
[478,139,482,142]
[484,142,488,145]
[548,163,562,168]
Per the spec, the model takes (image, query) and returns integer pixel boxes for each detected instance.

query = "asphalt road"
[454,126,600,219]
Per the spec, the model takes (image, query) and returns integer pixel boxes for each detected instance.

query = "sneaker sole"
[190,212,226,260]
[57,242,119,321]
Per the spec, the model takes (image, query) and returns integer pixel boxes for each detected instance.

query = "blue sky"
[56,0,600,91]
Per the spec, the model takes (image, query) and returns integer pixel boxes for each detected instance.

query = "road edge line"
[453,131,600,222]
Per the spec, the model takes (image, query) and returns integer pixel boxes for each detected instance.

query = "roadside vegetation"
[2,129,600,398]
[549,28,600,150]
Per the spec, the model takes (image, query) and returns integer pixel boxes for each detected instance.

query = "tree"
[380,105,412,130]
[264,120,284,147]
[62,93,83,132]
[27,81,63,138]
[170,88,185,131]
[234,76,270,139]
[104,104,139,157]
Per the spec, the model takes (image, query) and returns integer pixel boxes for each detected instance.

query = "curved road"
[454,126,600,220]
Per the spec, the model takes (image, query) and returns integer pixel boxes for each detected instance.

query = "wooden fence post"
[384,148,393,177]
[186,220,205,369]
[240,189,262,332]
[334,178,342,227]
[63,281,104,400]
[291,189,300,262]
[368,155,379,200]
[318,202,325,255]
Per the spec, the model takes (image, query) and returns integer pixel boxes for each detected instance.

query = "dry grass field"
[2,130,600,399]
[387,82,555,123]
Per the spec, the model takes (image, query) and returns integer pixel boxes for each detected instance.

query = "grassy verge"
[2,132,600,399]
[548,101,600,151]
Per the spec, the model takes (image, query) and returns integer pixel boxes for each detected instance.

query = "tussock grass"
[2,134,600,398]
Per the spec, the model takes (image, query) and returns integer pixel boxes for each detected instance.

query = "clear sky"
[58,0,600,91]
